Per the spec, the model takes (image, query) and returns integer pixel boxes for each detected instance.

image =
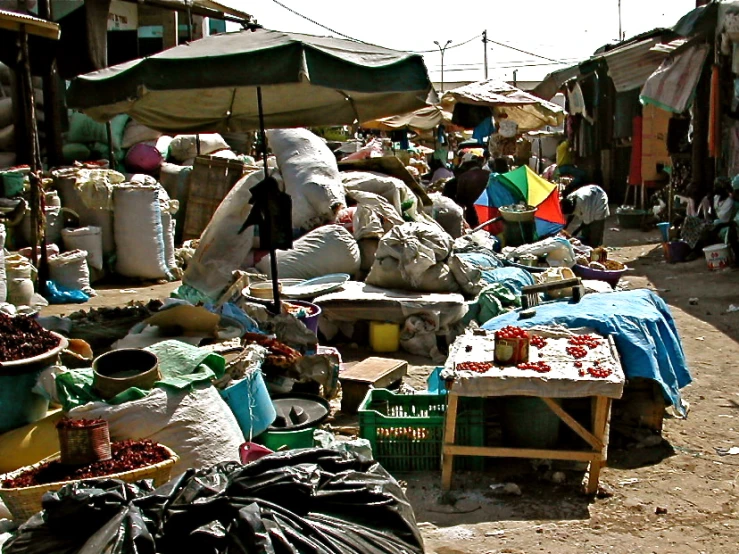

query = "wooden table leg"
[586,396,611,494]
[441,393,459,491]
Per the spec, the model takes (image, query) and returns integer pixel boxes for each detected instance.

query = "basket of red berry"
[493,326,530,366]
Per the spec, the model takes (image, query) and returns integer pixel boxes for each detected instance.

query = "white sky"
[231,0,697,84]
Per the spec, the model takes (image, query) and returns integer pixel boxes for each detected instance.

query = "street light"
[434,39,452,93]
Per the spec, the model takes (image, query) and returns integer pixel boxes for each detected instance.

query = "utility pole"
[618,0,623,41]
[482,30,489,80]
[434,39,452,93]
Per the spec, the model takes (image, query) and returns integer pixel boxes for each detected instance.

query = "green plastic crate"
[358,389,484,472]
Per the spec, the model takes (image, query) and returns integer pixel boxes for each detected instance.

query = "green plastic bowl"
[259,427,315,451]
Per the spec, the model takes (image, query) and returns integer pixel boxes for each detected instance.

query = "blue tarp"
[479,266,536,294]
[482,289,692,415]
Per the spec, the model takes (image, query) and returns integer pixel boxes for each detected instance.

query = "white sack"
[365,222,458,293]
[62,226,103,270]
[504,236,576,268]
[54,169,116,256]
[341,171,413,215]
[169,133,229,162]
[48,249,95,295]
[162,212,176,271]
[0,223,5,303]
[68,386,245,475]
[5,253,34,280]
[114,184,170,280]
[121,120,162,149]
[366,257,459,293]
[347,190,404,241]
[255,224,360,280]
[266,128,345,231]
[183,169,264,299]
[424,192,465,239]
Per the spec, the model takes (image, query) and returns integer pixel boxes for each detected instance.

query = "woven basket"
[0,445,178,521]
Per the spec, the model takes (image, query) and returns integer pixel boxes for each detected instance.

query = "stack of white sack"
[366,221,460,293]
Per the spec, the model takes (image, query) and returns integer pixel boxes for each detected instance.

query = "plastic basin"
[259,427,315,451]
[288,300,321,334]
[572,264,626,288]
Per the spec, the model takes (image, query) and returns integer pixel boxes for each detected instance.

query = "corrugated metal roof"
[0,8,60,39]
[600,38,668,92]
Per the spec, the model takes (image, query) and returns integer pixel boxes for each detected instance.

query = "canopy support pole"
[19,26,47,296]
[257,85,281,315]
[106,121,115,169]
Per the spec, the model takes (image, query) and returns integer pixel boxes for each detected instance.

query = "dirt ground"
[39,219,739,554]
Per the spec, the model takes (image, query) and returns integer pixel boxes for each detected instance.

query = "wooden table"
[440,328,624,494]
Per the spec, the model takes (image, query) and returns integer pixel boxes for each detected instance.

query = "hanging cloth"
[628,115,643,186]
[708,64,720,158]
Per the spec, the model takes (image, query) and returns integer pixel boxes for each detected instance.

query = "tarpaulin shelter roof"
[361,105,455,132]
[441,79,566,132]
[66,27,435,133]
[532,29,687,100]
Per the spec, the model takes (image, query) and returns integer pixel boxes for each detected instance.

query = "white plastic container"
[702,243,731,270]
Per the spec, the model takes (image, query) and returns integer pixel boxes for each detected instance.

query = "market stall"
[440,325,625,494]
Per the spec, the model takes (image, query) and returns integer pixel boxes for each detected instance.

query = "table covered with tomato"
[441,325,625,399]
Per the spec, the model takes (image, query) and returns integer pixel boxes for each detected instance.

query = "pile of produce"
[2,440,170,488]
[0,313,61,363]
[242,332,301,369]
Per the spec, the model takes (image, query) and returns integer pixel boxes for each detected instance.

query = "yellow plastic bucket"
[369,322,400,353]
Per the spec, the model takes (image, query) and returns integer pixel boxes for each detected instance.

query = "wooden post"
[162,10,179,49]
[19,26,47,295]
[441,393,459,491]
[37,0,63,167]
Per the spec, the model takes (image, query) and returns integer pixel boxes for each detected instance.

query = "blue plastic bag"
[44,280,89,304]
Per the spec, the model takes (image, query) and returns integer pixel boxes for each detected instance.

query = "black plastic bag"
[5,449,423,554]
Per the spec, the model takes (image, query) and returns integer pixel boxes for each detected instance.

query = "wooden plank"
[586,396,610,494]
[441,394,459,491]
[542,397,602,451]
[340,357,408,384]
[443,444,596,463]
[340,357,408,414]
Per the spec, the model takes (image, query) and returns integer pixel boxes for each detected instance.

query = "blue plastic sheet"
[483,290,692,415]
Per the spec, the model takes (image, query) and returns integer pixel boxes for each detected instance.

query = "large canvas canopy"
[361,105,455,133]
[442,79,566,132]
[67,28,435,133]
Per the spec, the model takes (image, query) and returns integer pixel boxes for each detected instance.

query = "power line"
[410,33,482,54]
[268,0,572,67]
[485,38,567,63]
[268,0,481,55]
[433,58,581,68]
[268,0,375,44]
[440,61,572,73]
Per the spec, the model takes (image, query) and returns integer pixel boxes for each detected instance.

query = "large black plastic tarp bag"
[5,449,424,554]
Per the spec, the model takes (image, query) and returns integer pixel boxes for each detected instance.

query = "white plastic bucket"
[702,243,731,270]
